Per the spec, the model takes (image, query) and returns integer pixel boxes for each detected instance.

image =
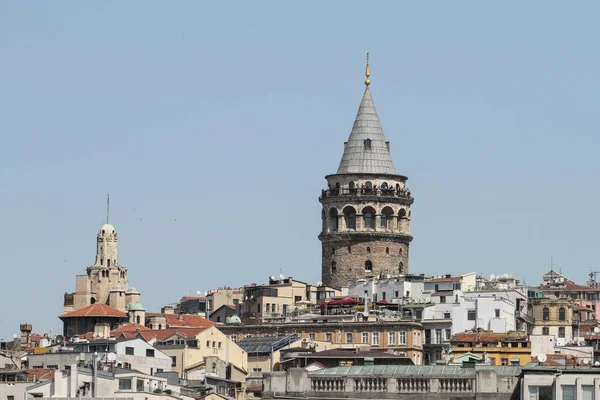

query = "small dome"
[100,224,116,235]
[226,315,241,324]
[128,301,144,311]
[126,287,140,294]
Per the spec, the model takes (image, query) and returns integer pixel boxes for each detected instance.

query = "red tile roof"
[145,313,215,329]
[427,277,461,283]
[532,354,578,366]
[541,282,600,292]
[23,369,55,381]
[453,331,528,344]
[59,304,127,318]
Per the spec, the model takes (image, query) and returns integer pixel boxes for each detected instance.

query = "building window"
[542,307,549,321]
[558,327,565,338]
[146,349,154,357]
[445,329,451,341]
[216,316,221,322]
[346,332,353,343]
[495,309,500,318]
[344,206,357,229]
[218,342,222,349]
[125,347,134,355]
[325,332,332,342]
[230,335,237,343]
[439,296,446,303]
[385,247,389,254]
[361,332,369,344]
[443,312,451,319]
[542,327,549,335]
[372,332,380,346]
[501,358,508,366]
[382,292,387,300]
[136,315,141,324]
[309,333,315,341]
[398,332,406,345]
[348,246,352,254]
[364,138,372,150]
[582,385,595,400]
[559,307,566,321]
[119,378,132,390]
[394,291,399,297]
[365,260,373,273]
[529,386,556,400]
[399,262,404,274]
[562,385,576,400]
[467,310,476,321]
[331,262,336,274]
[388,332,396,346]
[434,284,439,291]
[363,208,375,229]
[366,246,371,254]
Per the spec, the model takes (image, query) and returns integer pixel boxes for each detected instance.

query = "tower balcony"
[319,187,414,203]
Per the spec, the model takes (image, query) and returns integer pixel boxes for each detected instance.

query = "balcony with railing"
[320,187,412,201]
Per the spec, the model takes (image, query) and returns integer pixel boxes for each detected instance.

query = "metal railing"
[320,187,412,200]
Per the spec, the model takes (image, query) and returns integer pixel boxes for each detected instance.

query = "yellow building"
[450,330,531,366]
[530,297,576,343]
[154,326,247,378]
[239,277,340,322]
[220,320,424,366]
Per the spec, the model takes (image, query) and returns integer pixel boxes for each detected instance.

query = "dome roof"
[100,223,116,235]
[226,315,241,324]
[126,287,140,294]
[128,301,144,311]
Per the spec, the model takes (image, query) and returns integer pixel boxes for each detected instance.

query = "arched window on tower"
[386,247,390,255]
[543,307,550,321]
[366,246,371,254]
[365,260,373,273]
[365,181,373,194]
[343,206,357,230]
[381,207,394,229]
[136,315,141,324]
[559,307,566,321]
[362,207,376,229]
[107,259,111,267]
[364,138,372,150]
[331,262,337,274]
[328,208,339,232]
[399,262,404,274]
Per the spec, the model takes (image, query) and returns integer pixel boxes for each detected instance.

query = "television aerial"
[538,353,547,363]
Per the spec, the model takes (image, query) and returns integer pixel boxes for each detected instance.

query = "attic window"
[364,138,372,150]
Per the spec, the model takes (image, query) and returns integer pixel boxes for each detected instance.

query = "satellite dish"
[317,281,322,286]
[594,327,600,333]
[280,273,285,280]
[107,352,116,362]
[204,291,208,297]
[270,276,276,281]
[538,353,547,363]
[196,290,201,295]
[490,274,496,280]
[12,334,18,339]
[595,361,600,366]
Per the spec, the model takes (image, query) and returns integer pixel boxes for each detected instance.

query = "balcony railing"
[320,187,412,200]
[515,310,535,325]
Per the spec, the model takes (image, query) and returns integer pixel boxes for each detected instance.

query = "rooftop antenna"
[106,193,110,224]
[550,256,553,271]
[364,53,371,87]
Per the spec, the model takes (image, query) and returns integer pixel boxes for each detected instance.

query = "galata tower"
[319,55,414,289]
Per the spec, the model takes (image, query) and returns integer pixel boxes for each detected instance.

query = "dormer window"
[364,138,372,150]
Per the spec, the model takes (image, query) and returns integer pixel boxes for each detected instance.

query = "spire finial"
[365,53,371,87]
[106,193,110,224]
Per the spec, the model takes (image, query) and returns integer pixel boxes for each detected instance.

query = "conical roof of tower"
[336,87,398,175]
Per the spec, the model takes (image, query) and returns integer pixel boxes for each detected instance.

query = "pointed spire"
[336,55,397,175]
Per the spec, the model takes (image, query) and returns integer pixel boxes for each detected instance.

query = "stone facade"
[319,79,413,289]
[63,223,141,314]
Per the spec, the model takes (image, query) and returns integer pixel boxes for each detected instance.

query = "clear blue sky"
[1,2,599,339]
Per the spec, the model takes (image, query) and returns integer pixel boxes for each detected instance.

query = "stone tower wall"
[322,240,409,289]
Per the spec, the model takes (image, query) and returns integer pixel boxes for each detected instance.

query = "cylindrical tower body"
[319,72,414,289]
